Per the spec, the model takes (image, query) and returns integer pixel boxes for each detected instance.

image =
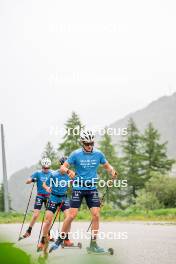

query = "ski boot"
[22,227,32,239]
[87,240,110,255]
[47,233,55,242]
[37,242,45,252]
[37,237,47,252]
[63,239,74,247]
[49,237,63,253]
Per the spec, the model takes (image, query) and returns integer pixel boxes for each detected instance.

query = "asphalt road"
[0,222,176,264]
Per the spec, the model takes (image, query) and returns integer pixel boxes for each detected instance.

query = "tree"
[58,112,84,156]
[141,123,175,178]
[98,129,123,205]
[42,141,57,162]
[121,118,144,200]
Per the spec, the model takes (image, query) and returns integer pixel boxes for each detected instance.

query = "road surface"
[0,222,176,264]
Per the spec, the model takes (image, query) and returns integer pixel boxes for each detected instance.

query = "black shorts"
[34,195,48,210]
[47,199,70,214]
[70,190,100,209]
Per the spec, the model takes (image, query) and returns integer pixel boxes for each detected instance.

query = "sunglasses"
[83,142,94,146]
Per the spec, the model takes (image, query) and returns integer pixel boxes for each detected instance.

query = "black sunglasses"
[83,142,94,146]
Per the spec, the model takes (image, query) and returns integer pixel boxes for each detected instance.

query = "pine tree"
[121,118,144,200]
[58,112,84,156]
[141,123,175,178]
[98,129,123,205]
[42,141,57,163]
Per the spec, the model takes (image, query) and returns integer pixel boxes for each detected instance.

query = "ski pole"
[18,182,35,241]
[49,201,64,232]
[37,199,48,248]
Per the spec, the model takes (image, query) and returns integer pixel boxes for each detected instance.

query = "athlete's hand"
[68,170,75,179]
[111,170,118,180]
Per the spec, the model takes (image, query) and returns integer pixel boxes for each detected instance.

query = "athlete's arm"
[60,162,75,179]
[103,162,118,179]
[26,178,32,184]
[42,182,52,193]
[26,178,36,184]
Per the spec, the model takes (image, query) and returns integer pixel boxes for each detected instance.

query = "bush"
[135,191,163,210]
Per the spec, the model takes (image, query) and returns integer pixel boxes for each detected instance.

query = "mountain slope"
[110,92,176,158]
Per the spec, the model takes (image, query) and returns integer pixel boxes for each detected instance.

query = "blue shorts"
[34,195,49,210]
[70,190,100,209]
[47,198,70,214]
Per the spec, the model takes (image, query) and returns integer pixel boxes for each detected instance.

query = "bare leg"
[63,209,72,232]
[23,209,41,238]
[42,211,54,237]
[61,208,78,235]
[90,207,100,240]
[29,209,40,228]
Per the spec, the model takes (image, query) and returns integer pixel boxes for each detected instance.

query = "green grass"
[0,208,176,224]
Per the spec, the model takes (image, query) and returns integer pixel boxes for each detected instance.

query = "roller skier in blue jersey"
[49,130,118,254]
[37,157,73,251]
[23,158,52,238]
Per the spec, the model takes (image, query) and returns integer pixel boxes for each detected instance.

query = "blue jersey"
[46,170,70,203]
[31,170,53,195]
[67,148,107,190]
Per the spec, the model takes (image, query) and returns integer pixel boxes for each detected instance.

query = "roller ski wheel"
[78,242,82,249]
[108,248,114,255]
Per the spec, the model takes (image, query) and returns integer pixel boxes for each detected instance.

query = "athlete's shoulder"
[50,170,59,176]
[49,169,55,175]
[70,148,82,156]
[34,170,41,175]
[93,148,104,155]
[52,170,69,179]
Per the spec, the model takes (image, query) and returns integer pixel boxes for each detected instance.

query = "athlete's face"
[83,142,94,152]
[42,167,50,173]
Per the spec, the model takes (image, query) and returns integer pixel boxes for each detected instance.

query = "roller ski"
[86,240,114,255]
[61,240,82,249]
